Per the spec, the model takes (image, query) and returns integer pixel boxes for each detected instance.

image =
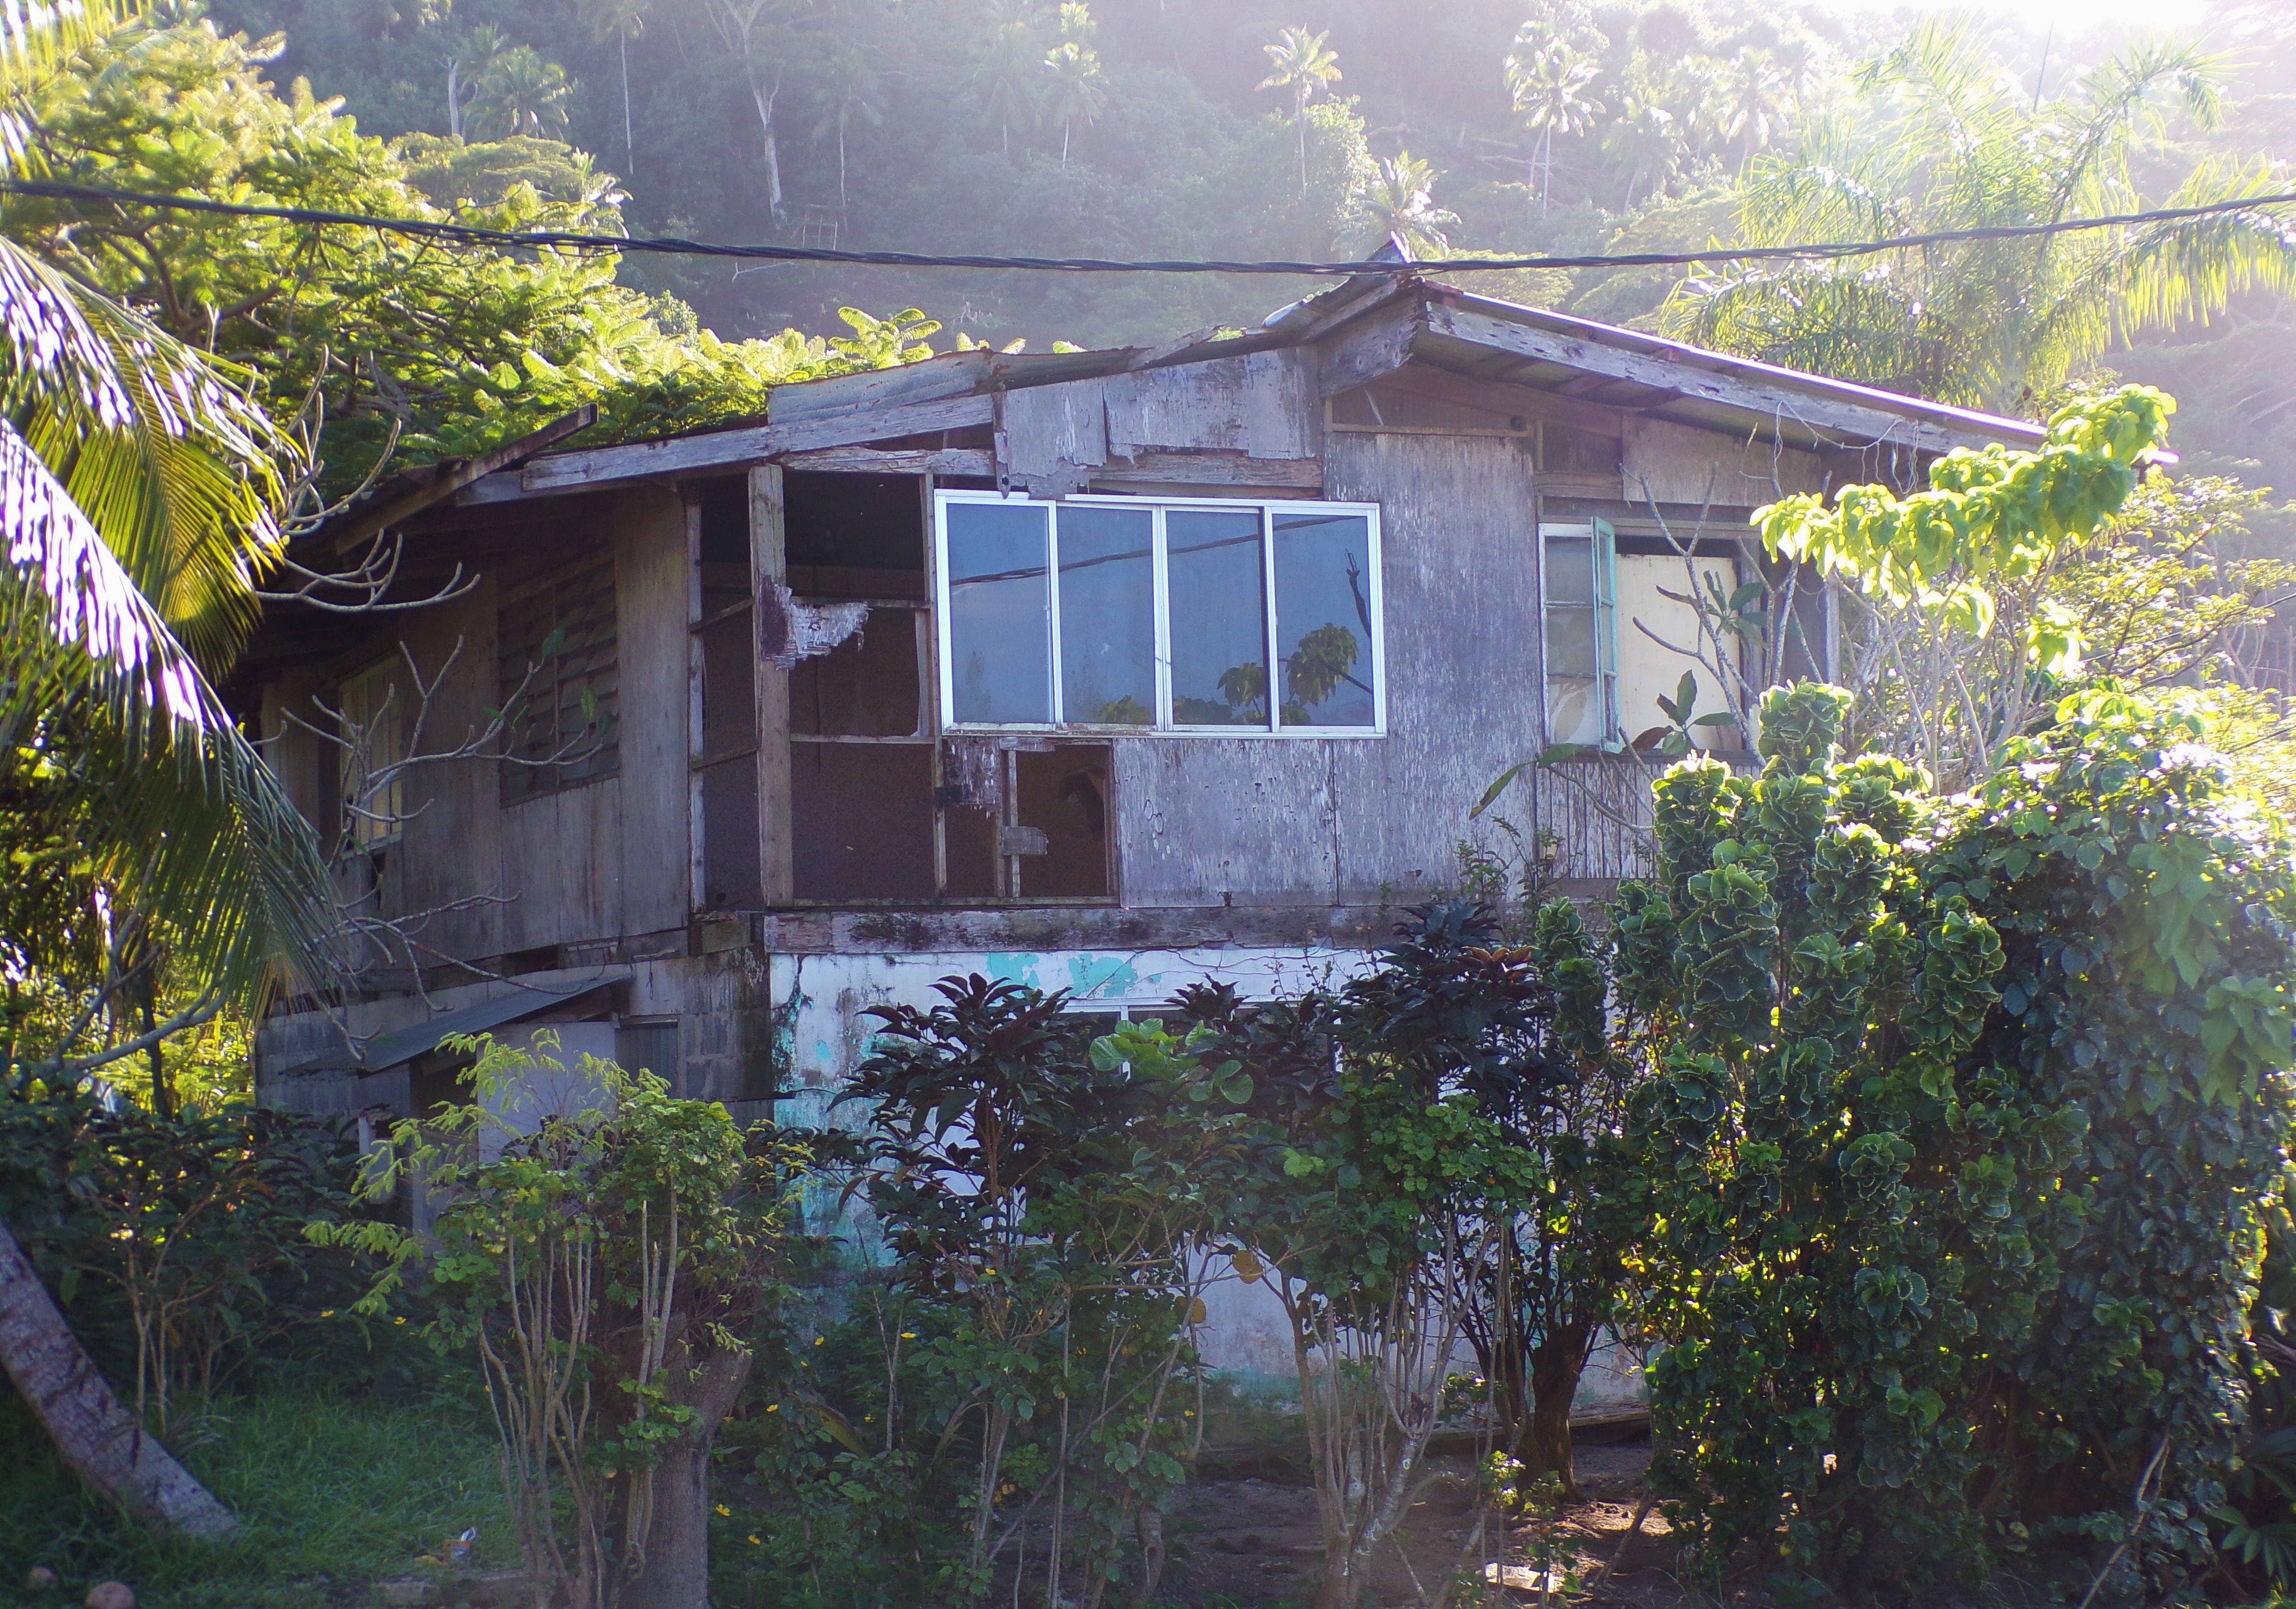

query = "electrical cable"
[4,176,2293,276]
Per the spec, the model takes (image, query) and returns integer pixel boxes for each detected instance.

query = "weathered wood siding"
[1112,741,1338,907]
[1621,415,1830,506]
[262,485,692,970]
[614,486,693,934]
[1111,432,1542,909]
[1326,432,1540,902]
[394,574,506,962]
[1535,759,1660,881]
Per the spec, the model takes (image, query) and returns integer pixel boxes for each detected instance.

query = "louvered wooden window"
[498,542,619,804]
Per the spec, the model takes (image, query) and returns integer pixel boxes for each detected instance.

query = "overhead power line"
[4,177,2294,276]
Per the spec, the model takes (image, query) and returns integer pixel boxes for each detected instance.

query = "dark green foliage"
[1621,682,2296,1600]
[0,1088,409,1415]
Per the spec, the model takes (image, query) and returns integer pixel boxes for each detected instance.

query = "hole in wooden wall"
[1015,747,1110,898]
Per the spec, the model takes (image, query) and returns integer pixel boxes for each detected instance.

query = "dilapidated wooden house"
[244,270,2042,1137]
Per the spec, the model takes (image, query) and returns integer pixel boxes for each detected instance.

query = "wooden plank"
[1534,759,1659,881]
[1622,415,1827,506]
[751,465,794,907]
[1108,739,1339,908]
[687,494,708,914]
[616,484,694,937]
[523,392,995,493]
[1425,304,2008,453]
[389,579,504,965]
[780,446,994,476]
[1000,378,1109,496]
[319,406,596,551]
[1103,349,1316,460]
[1241,349,1318,460]
[1090,451,1321,490]
[1323,432,1543,905]
[766,350,996,424]
[1312,302,1422,397]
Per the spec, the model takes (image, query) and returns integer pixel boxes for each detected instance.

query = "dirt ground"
[1159,1440,1693,1609]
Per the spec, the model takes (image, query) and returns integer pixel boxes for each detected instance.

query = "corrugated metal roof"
[266,973,626,1079]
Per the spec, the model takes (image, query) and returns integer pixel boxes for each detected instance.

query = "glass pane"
[1545,535,1594,606]
[1548,678,1605,745]
[1271,512,1375,729]
[1056,507,1155,726]
[946,502,1051,724]
[1166,509,1267,727]
[1545,607,1596,678]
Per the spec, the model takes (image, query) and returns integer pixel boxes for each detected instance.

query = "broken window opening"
[499,537,619,804]
[935,493,1384,737]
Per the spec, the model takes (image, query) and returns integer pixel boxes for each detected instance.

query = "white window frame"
[933,490,1387,739]
[1539,518,1620,751]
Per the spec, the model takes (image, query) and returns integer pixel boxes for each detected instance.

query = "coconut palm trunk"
[0,1221,237,1537]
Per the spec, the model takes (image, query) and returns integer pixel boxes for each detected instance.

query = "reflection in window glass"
[1056,507,1155,725]
[947,502,1052,724]
[1271,512,1375,729]
[1542,526,1615,747]
[1544,536,1595,677]
[1166,509,1267,727]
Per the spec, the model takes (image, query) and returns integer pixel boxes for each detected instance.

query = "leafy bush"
[0,1088,392,1427]
[1620,682,2296,1600]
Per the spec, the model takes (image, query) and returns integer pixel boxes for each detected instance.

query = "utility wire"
[4,176,2295,276]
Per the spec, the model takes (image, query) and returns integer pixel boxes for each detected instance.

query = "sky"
[1830,0,2220,41]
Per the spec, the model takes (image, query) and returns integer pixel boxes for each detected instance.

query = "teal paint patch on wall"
[1065,954,1144,1000]
[985,952,1045,990]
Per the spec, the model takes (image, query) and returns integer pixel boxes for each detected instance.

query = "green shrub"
[1620,682,2296,1600]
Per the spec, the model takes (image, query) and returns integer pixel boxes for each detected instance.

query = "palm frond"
[0,413,332,996]
[0,240,288,671]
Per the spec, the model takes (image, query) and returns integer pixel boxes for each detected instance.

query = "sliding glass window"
[935,493,1383,736]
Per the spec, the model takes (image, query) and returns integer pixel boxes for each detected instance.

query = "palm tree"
[1041,10,1106,171]
[1257,25,1342,197]
[578,0,649,176]
[1671,21,2296,413]
[1720,47,1790,169]
[1338,150,1460,260]
[1602,95,1681,209]
[1505,32,1604,215]
[1,0,332,1538]
[974,2,1048,155]
[811,46,884,210]
[1661,55,1725,168]
[445,22,507,140]
[469,44,575,140]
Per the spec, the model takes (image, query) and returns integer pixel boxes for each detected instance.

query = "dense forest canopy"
[169,0,2296,493]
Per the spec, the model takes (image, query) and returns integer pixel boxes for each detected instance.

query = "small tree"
[334,1033,805,1609]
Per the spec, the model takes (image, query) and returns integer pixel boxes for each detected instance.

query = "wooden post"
[750,465,794,906]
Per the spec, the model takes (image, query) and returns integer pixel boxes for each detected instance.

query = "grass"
[0,1389,511,1609]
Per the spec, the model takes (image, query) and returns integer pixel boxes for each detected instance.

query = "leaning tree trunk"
[0,1219,237,1537]
[616,1347,753,1609]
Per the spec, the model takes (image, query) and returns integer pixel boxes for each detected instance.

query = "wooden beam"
[1091,451,1321,490]
[1424,304,2015,453]
[1314,302,1422,397]
[321,405,596,547]
[765,351,995,425]
[750,465,794,907]
[780,446,995,476]
[522,392,995,494]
